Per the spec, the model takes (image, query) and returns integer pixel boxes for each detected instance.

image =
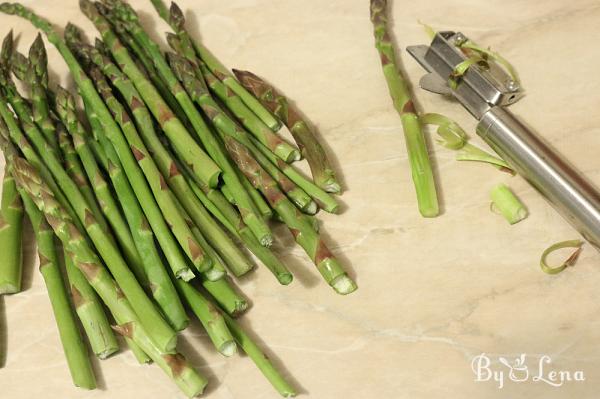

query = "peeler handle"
[477,107,600,249]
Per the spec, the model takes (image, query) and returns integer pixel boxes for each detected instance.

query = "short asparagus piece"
[11,155,207,397]
[150,0,282,132]
[22,194,97,389]
[218,120,356,294]
[0,155,23,294]
[77,41,254,278]
[370,0,439,217]
[490,183,528,225]
[96,0,273,246]
[0,61,177,352]
[56,87,189,330]
[233,69,342,194]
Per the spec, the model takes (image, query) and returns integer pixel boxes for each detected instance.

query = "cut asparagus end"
[277,272,293,285]
[219,341,237,357]
[177,268,196,282]
[230,299,249,317]
[207,170,221,189]
[0,283,20,295]
[286,148,301,163]
[303,201,318,215]
[204,267,226,282]
[322,180,341,194]
[260,234,274,247]
[331,274,357,295]
[96,347,120,360]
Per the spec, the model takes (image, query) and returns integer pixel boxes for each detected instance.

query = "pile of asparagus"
[0,0,356,396]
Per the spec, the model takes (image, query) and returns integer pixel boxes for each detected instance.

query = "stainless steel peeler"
[407,32,600,249]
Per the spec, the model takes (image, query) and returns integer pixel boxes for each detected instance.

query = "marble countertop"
[2,0,600,398]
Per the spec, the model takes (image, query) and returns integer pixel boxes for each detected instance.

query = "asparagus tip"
[332,275,357,295]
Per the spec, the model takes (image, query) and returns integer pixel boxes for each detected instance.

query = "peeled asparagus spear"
[11,155,207,397]
[93,0,273,246]
[56,87,189,330]
[370,0,439,217]
[149,0,282,132]
[233,69,342,194]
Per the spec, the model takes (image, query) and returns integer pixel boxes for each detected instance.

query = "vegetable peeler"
[407,32,600,249]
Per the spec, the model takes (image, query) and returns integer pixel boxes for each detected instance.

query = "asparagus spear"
[11,155,207,397]
[0,152,23,294]
[370,0,439,217]
[202,277,249,317]
[233,69,342,194]
[56,87,189,330]
[150,0,282,132]
[22,195,97,389]
[77,41,254,279]
[93,0,273,246]
[0,68,177,353]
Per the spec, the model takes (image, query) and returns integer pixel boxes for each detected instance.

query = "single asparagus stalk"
[11,155,207,396]
[150,0,282,132]
[168,52,318,215]
[164,31,298,163]
[56,87,189,330]
[0,65,177,352]
[370,0,439,217]
[97,0,273,246]
[221,310,296,397]
[233,69,342,194]
[27,33,59,152]
[86,64,212,274]
[218,119,356,294]
[0,158,23,294]
[79,2,221,190]
[62,249,121,359]
[78,42,254,278]
[490,183,528,225]
[170,271,237,357]
[202,277,249,317]
[21,193,97,389]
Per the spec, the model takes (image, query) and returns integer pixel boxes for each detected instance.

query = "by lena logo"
[471,353,585,389]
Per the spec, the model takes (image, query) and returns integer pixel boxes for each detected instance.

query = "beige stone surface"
[1,0,600,398]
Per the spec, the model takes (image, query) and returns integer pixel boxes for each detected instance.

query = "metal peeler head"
[407,32,524,119]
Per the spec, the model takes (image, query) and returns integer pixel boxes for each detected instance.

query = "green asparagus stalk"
[171,273,237,357]
[56,87,189,330]
[22,194,97,389]
[168,52,318,215]
[490,183,528,225]
[77,41,254,278]
[221,311,296,397]
[0,64,177,353]
[370,0,439,217]
[79,2,221,190]
[233,69,342,194]
[150,0,282,132]
[164,31,298,163]
[94,0,273,246]
[238,168,274,219]
[217,118,356,294]
[11,155,207,396]
[202,277,249,317]
[62,249,120,359]
[86,64,212,274]
[0,157,23,294]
